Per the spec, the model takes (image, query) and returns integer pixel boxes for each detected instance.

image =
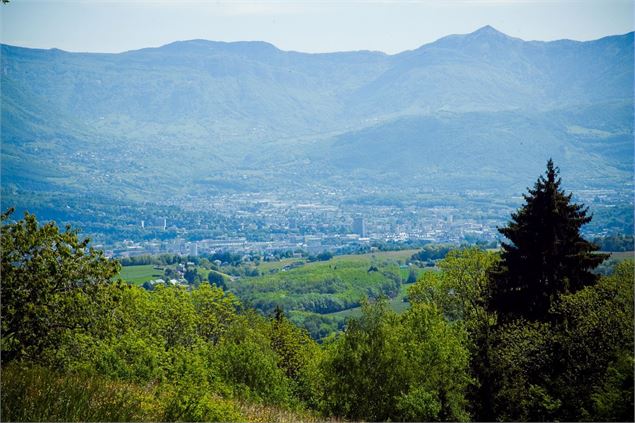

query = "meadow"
[119,264,164,285]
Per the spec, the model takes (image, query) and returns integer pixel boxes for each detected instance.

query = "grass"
[0,364,163,422]
[255,249,421,275]
[237,401,325,423]
[257,258,306,273]
[0,364,328,422]
[119,264,164,285]
[325,281,417,319]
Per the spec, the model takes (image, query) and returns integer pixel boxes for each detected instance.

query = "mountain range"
[1,25,633,206]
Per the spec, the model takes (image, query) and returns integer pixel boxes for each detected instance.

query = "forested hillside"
[2,163,633,422]
[2,27,633,201]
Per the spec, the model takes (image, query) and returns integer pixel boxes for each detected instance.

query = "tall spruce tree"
[491,159,608,322]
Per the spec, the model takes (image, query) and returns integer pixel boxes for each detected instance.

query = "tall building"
[189,242,198,257]
[163,218,167,230]
[352,216,367,237]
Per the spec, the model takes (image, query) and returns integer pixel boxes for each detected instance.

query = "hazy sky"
[1,0,633,54]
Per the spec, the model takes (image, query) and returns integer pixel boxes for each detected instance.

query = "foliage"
[161,383,244,422]
[489,319,559,421]
[549,259,634,420]
[409,248,498,328]
[321,298,471,421]
[213,312,295,405]
[593,233,635,252]
[406,267,418,283]
[490,260,634,421]
[410,243,453,262]
[492,160,608,322]
[409,248,500,420]
[591,350,634,421]
[184,267,202,284]
[269,307,323,405]
[1,209,121,362]
[208,270,228,290]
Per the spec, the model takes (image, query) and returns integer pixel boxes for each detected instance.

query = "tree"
[321,298,470,421]
[409,248,500,420]
[491,160,607,322]
[184,268,201,285]
[490,260,634,421]
[191,284,239,344]
[207,270,227,290]
[316,251,333,261]
[268,306,321,404]
[1,209,120,363]
[406,268,418,283]
[548,259,634,421]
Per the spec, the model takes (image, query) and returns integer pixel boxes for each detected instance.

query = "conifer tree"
[491,160,608,322]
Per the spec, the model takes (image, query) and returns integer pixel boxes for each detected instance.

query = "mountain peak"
[473,25,502,34]
[420,24,518,51]
[469,25,509,38]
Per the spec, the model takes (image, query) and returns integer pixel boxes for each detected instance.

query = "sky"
[1,0,633,54]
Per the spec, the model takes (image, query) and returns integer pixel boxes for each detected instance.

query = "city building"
[352,216,367,237]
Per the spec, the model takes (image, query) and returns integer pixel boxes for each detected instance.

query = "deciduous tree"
[1,209,120,362]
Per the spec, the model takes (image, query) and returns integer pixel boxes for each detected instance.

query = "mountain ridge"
[1,25,632,213]
[3,25,633,56]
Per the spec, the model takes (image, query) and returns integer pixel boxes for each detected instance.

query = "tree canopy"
[491,160,607,322]
[1,209,120,362]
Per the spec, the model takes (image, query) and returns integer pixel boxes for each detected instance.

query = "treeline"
[409,243,454,263]
[120,251,246,267]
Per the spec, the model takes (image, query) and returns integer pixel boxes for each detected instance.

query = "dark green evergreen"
[492,159,608,322]
[208,270,227,290]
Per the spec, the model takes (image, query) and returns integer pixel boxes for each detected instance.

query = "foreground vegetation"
[2,162,633,421]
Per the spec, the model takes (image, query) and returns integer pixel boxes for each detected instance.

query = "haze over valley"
[2,25,633,253]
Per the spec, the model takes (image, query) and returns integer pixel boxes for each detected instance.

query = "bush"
[214,314,294,405]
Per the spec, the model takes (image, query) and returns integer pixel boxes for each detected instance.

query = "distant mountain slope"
[348,27,633,116]
[1,26,633,200]
[315,102,632,191]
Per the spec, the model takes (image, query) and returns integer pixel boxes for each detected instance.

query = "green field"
[119,264,164,285]
[324,280,418,319]
[231,255,404,314]
[228,250,429,340]
[257,258,306,273]
[256,249,420,274]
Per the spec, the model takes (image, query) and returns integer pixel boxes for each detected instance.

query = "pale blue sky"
[1,0,633,54]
